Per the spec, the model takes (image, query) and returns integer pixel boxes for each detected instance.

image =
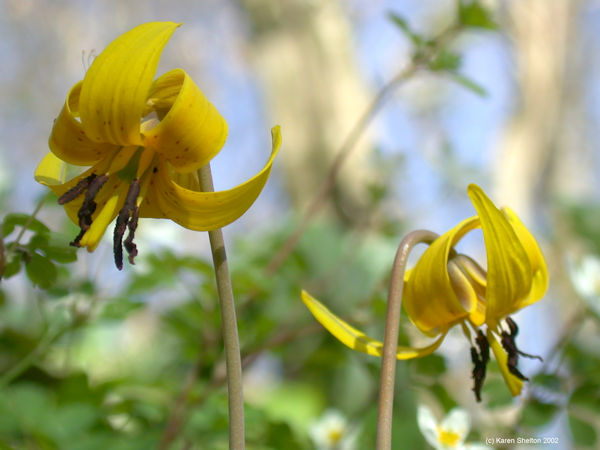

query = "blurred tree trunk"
[495,0,590,221]
[239,0,375,222]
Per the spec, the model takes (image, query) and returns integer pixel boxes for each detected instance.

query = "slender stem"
[376,230,438,450]
[198,163,245,450]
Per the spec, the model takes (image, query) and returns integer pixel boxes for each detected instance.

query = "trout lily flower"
[35,22,281,269]
[302,184,548,400]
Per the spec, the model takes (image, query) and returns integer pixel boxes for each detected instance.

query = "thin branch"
[264,26,460,275]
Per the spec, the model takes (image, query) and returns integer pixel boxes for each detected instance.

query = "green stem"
[198,163,245,450]
[376,230,438,450]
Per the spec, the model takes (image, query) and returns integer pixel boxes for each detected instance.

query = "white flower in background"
[417,405,487,450]
[569,255,600,316]
[309,409,356,450]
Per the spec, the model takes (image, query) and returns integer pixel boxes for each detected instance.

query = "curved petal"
[403,217,480,336]
[79,22,181,145]
[139,126,281,230]
[301,290,447,360]
[49,82,118,165]
[487,329,524,396]
[503,207,549,309]
[467,184,533,327]
[417,405,440,448]
[142,69,228,172]
[440,409,469,444]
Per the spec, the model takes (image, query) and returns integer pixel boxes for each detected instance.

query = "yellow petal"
[142,69,227,172]
[467,184,533,327]
[78,181,128,251]
[301,290,447,360]
[79,22,181,145]
[403,217,480,336]
[49,82,118,165]
[503,207,549,309]
[140,126,281,230]
[487,329,523,396]
[34,152,67,186]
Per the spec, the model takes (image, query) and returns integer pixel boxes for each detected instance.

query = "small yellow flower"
[417,405,486,450]
[302,184,548,399]
[35,22,281,269]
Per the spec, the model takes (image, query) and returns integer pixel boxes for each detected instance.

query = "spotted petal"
[79,22,180,145]
[140,126,281,230]
[142,69,228,172]
[49,82,118,165]
[467,184,536,327]
[301,290,447,360]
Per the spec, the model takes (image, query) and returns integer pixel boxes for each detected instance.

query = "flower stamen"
[70,173,109,247]
[113,178,141,270]
[500,317,542,381]
[58,173,97,205]
[470,329,490,402]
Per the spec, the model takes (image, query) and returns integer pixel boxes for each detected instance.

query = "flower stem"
[376,229,438,450]
[198,163,245,450]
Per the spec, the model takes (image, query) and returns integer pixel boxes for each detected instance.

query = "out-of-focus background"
[1,0,600,448]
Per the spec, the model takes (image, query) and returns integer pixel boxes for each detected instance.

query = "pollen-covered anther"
[113,178,141,270]
[500,317,542,382]
[70,174,109,247]
[470,329,490,402]
[58,173,97,205]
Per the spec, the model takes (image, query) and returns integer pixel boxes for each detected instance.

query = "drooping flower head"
[35,22,281,269]
[302,184,548,400]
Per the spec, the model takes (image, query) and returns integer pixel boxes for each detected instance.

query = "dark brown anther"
[470,329,490,402]
[70,174,108,247]
[500,316,542,381]
[113,179,140,270]
[58,174,97,205]
[124,205,139,265]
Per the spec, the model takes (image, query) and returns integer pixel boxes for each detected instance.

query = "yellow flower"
[302,184,548,399]
[35,22,281,269]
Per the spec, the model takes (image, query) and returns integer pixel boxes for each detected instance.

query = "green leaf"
[41,234,78,263]
[568,414,597,447]
[482,378,513,408]
[413,354,447,376]
[458,1,497,30]
[448,72,488,97]
[569,382,600,411]
[532,373,563,392]
[25,251,57,289]
[2,251,22,278]
[520,398,559,428]
[2,213,50,237]
[387,12,423,45]
[429,50,462,72]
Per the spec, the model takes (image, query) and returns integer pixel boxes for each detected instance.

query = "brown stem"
[376,230,438,450]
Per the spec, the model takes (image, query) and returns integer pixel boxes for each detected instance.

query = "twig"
[376,230,438,450]
[264,26,460,275]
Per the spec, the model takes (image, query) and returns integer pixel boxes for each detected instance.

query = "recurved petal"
[487,329,524,396]
[140,126,281,229]
[142,69,227,172]
[49,82,118,165]
[403,217,480,336]
[503,206,549,309]
[79,22,181,146]
[301,290,447,360]
[467,184,533,327]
